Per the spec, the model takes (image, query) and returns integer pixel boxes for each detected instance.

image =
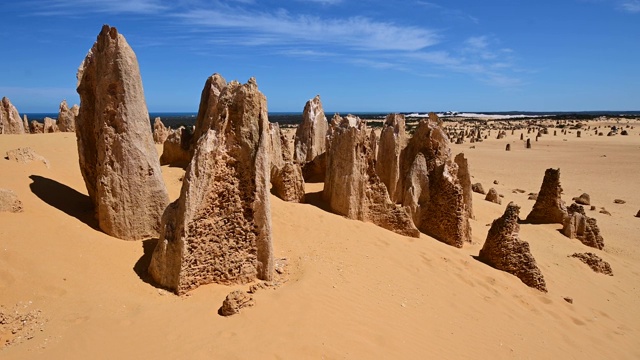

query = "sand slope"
[1,125,639,359]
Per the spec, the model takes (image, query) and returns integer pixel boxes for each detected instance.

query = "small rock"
[513,189,526,194]
[563,297,573,304]
[613,199,626,204]
[572,193,591,206]
[472,183,486,194]
[590,205,596,211]
[485,188,501,205]
[599,208,611,216]
[636,210,640,218]
[493,180,499,185]
[219,290,255,316]
[6,147,50,168]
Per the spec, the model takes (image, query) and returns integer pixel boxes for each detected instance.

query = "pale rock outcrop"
[0,97,25,135]
[399,118,471,247]
[22,115,29,133]
[454,153,473,219]
[152,117,169,144]
[190,73,228,154]
[376,114,407,202]
[294,95,329,182]
[563,203,604,250]
[43,117,58,133]
[160,127,191,168]
[485,188,501,204]
[525,168,567,224]
[6,147,50,168]
[323,114,419,238]
[29,121,43,134]
[570,253,613,276]
[57,100,78,132]
[149,77,274,294]
[75,25,169,240]
[479,202,547,292]
[267,122,305,202]
[219,290,254,316]
[0,188,23,213]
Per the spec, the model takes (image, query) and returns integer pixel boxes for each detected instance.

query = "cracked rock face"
[1,97,25,135]
[323,114,419,238]
[525,168,567,224]
[479,202,548,292]
[563,203,604,250]
[294,95,329,182]
[149,77,274,294]
[75,25,169,240]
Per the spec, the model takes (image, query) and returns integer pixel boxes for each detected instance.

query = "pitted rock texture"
[153,117,170,144]
[29,121,43,134]
[0,97,25,135]
[294,95,329,182]
[472,182,486,194]
[376,114,407,203]
[479,202,548,292]
[149,77,274,295]
[570,252,613,276]
[323,114,419,238]
[57,100,78,132]
[160,127,192,168]
[75,25,169,240]
[563,203,604,250]
[219,290,255,316]
[0,188,23,213]
[399,118,471,247]
[267,122,305,202]
[525,168,567,224]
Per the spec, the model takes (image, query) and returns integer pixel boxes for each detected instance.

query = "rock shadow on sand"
[28,175,98,229]
[133,238,166,289]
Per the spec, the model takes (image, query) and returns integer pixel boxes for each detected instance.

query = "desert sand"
[1,120,639,359]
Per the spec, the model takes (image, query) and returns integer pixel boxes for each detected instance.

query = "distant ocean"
[22,110,640,129]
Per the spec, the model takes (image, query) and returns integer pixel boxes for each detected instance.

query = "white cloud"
[177,7,439,52]
[619,0,640,12]
[34,0,168,14]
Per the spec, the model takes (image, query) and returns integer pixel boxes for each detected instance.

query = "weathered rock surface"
[0,97,25,135]
[22,115,29,133]
[525,168,567,224]
[294,95,329,182]
[376,114,407,202]
[219,290,255,316]
[454,153,473,219]
[573,193,590,206]
[472,182,486,194]
[479,202,547,292]
[399,118,471,247]
[323,114,419,238]
[485,188,502,204]
[29,121,43,134]
[0,188,23,213]
[75,25,169,240]
[6,147,50,168]
[43,117,58,133]
[267,122,305,202]
[570,252,613,276]
[563,203,604,250]
[160,127,191,168]
[57,100,78,132]
[190,73,227,154]
[149,77,274,294]
[152,117,169,144]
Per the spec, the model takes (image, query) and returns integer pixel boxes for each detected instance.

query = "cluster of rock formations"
[563,204,605,250]
[478,202,547,292]
[75,25,170,241]
[1,96,78,135]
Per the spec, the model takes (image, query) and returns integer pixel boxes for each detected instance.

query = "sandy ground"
[1,121,639,359]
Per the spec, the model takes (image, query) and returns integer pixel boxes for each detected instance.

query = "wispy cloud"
[33,0,168,15]
[415,1,479,24]
[177,7,439,52]
[619,0,640,12]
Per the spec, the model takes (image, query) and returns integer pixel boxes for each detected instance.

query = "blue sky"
[2,0,639,112]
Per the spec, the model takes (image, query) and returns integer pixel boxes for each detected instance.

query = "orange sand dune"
[1,123,639,359]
